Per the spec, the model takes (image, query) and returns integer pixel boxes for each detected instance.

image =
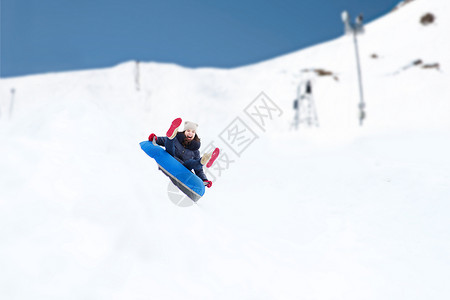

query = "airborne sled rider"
[148,118,219,188]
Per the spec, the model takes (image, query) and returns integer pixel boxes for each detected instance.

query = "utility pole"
[135,61,141,91]
[10,88,16,119]
[342,11,366,126]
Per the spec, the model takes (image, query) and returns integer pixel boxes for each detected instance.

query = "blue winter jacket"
[156,132,208,181]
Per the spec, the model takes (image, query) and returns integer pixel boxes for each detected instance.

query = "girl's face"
[185,129,195,141]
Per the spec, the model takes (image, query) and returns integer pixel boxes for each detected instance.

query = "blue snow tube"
[140,141,205,201]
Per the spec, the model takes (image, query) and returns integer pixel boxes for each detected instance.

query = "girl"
[148,118,219,188]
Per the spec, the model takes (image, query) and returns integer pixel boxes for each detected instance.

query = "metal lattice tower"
[292,80,319,129]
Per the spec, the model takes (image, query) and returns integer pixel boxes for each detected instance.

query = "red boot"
[201,148,220,168]
[166,118,182,140]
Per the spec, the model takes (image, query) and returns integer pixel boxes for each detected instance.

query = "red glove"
[148,133,157,142]
[203,180,212,188]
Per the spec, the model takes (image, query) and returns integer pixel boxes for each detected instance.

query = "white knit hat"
[184,121,198,132]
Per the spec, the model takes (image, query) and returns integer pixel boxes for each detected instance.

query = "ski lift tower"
[292,79,319,129]
[342,11,366,126]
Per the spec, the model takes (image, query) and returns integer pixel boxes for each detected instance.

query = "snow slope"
[1,0,450,299]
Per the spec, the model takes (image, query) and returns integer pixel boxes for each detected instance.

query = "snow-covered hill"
[1,0,450,299]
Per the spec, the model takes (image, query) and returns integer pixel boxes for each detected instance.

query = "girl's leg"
[164,117,182,157]
[183,159,203,171]
[164,138,176,156]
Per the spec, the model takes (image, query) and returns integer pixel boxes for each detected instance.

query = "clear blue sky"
[1,0,399,77]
